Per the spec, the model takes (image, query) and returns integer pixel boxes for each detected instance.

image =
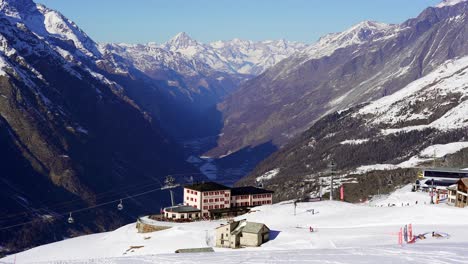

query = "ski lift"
[67,212,74,224]
[117,199,124,211]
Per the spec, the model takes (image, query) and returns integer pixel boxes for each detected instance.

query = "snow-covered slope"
[436,0,468,7]
[359,56,468,134]
[2,185,468,263]
[0,0,101,59]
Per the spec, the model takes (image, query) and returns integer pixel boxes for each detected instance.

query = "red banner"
[340,185,344,201]
[398,228,403,245]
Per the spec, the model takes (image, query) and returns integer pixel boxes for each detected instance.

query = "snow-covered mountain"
[106,32,307,77]
[241,55,468,201]
[306,21,396,59]
[208,37,308,75]
[210,0,468,158]
[436,0,467,7]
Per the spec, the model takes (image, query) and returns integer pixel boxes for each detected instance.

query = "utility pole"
[329,160,336,201]
[319,178,323,199]
[430,178,435,204]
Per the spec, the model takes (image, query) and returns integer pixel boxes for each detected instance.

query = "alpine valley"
[0,0,467,258]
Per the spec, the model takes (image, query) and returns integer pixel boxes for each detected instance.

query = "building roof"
[447,184,458,190]
[219,220,269,235]
[242,222,269,234]
[457,178,468,186]
[423,168,468,174]
[231,186,274,195]
[184,182,230,192]
[164,205,200,213]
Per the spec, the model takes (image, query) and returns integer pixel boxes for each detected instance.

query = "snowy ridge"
[274,20,400,78]
[0,0,101,59]
[302,21,397,61]
[436,0,467,7]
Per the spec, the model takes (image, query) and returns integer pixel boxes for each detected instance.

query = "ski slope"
[2,185,468,263]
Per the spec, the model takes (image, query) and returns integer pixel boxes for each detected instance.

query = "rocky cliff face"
[210,2,468,158]
[0,0,195,254]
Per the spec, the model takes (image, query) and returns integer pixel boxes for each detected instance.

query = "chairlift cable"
[0,186,166,231]
[0,179,164,221]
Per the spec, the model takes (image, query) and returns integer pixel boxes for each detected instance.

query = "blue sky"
[37,0,441,44]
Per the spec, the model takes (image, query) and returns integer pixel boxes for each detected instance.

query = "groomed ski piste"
[2,185,468,264]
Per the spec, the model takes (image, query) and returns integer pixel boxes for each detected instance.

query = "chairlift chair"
[67,212,74,224]
[117,199,124,211]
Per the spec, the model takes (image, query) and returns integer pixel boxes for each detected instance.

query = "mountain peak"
[350,20,391,31]
[165,32,198,49]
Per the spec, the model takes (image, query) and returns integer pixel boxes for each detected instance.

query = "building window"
[194,191,197,195]
[209,199,214,202]
[195,199,197,202]
[220,205,224,208]
[204,199,208,203]
[172,214,176,218]
[225,201,229,204]
[225,194,229,197]
[209,205,213,209]
[215,198,219,202]
[194,205,197,208]
[203,206,208,209]
[186,190,189,193]
[215,205,219,209]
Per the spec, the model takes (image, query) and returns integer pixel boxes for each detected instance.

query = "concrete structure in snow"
[215,220,270,248]
[163,205,200,220]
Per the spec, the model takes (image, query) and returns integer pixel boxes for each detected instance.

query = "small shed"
[215,220,270,248]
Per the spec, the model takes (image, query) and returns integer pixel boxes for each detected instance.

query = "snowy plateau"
[1,185,468,264]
